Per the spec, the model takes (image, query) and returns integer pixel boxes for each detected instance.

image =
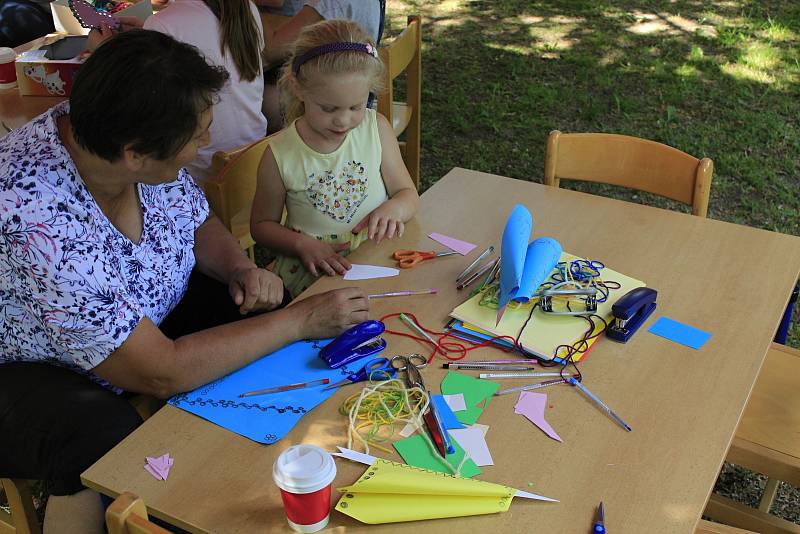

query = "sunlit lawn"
[385,0,800,524]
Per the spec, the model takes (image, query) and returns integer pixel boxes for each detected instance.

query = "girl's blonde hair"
[279,19,385,124]
[202,0,261,82]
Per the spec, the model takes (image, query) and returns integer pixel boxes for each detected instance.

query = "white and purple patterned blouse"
[0,103,209,378]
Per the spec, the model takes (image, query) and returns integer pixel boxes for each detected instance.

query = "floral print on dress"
[0,102,209,380]
[305,160,368,224]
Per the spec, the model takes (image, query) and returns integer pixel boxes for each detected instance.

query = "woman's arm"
[91,286,369,398]
[350,113,420,242]
[250,147,351,276]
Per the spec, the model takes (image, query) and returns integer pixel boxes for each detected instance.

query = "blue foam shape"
[515,237,562,302]
[168,339,376,444]
[498,204,533,312]
[647,316,712,350]
[431,394,466,429]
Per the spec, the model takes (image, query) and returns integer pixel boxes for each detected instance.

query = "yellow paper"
[451,252,645,360]
[335,459,514,524]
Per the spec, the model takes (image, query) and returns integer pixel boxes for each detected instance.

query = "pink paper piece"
[145,453,173,481]
[428,232,477,256]
[514,391,562,442]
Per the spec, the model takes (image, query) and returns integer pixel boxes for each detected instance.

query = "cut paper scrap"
[169,340,376,444]
[144,453,173,481]
[431,394,466,430]
[331,447,555,501]
[334,456,557,524]
[399,422,417,438]
[497,204,562,324]
[448,427,494,466]
[428,232,477,255]
[515,391,562,442]
[648,316,712,350]
[440,372,500,425]
[450,251,645,361]
[393,434,481,478]
[471,423,490,436]
[443,393,467,412]
[343,264,399,280]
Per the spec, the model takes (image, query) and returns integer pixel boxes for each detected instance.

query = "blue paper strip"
[498,204,533,313]
[647,317,712,350]
[515,237,562,302]
[169,339,376,444]
[431,394,466,429]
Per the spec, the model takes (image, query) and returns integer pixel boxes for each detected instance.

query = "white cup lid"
[273,444,336,494]
[0,47,16,63]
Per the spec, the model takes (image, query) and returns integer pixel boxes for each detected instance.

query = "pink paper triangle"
[428,232,477,255]
[515,391,562,442]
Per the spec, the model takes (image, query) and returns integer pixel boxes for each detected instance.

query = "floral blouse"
[0,103,209,378]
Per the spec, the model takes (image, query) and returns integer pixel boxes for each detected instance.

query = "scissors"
[393,249,458,269]
[322,357,397,390]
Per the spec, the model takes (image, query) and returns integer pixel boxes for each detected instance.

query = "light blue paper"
[169,339,375,444]
[431,394,466,430]
[515,237,563,302]
[647,317,712,350]
[498,204,533,313]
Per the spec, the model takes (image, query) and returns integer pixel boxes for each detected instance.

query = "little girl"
[251,19,419,298]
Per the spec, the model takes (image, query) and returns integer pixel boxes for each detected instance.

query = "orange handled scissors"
[393,249,458,269]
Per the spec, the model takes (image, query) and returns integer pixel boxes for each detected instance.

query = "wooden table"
[81,168,800,533]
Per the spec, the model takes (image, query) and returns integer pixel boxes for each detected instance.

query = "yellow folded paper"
[451,252,645,360]
[335,459,515,524]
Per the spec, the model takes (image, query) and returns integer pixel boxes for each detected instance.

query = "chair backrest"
[694,519,758,533]
[544,130,713,217]
[106,492,170,534]
[377,15,422,189]
[0,479,41,534]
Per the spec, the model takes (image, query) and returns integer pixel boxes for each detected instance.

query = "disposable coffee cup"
[0,48,17,89]
[272,444,337,533]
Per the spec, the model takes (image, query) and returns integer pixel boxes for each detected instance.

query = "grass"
[384,0,800,525]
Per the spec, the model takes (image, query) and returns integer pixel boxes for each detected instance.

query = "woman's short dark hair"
[70,29,229,162]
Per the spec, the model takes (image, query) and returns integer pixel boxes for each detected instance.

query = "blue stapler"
[606,287,657,343]
[319,320,387,368]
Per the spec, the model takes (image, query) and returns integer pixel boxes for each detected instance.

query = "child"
[251,19,419,298]
[144,0,268,180]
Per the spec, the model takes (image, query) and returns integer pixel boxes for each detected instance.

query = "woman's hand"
[351,201,406,244]
[228,267,285,314]
[296,235,351,277]
[86,17,144,52]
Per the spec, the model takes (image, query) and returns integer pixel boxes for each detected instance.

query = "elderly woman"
[0,30,368,534]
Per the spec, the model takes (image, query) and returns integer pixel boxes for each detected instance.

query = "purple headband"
[292,42,378,75]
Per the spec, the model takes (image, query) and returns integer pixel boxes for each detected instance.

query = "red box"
[15,34,88,97]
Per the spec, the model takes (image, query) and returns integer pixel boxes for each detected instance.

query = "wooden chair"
[0,479,40,534]
[203,136,276,260]
[703,342,800,534]
[695,519,759,533]
[106,492,170,534]
[377,15,422,189]
[544,130,714,217]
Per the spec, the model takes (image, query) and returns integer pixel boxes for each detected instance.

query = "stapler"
[606,287,657,343]
[319,320,387,368]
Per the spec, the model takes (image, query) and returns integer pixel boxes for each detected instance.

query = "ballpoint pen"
[568,377,632,432]
[455,245,494,282]
[239,378,329,397]
[399,313,438,348]
[593,501,606,533]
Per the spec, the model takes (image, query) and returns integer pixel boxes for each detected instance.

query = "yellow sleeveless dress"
[270,109,388,297]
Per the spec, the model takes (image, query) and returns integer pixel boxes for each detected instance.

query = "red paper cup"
[273,444,336,533]
[0,47,17,89]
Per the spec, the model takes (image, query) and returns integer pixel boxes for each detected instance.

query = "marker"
[455,245,494,282]
[593,501,606,533]
[239,378,329,397]
[479,372,564,379]
[568,377,632,432]
[369,288,437,299]
[399,313,438,348]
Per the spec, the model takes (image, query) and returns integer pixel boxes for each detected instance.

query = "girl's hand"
[296,236,352,277]
[351,203,406,244]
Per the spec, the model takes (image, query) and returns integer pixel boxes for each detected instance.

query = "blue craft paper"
[432,394,466,430]
[168,339,375,444]
[499,204,533,313]
[647,317,712,350]
[515,237,562,302]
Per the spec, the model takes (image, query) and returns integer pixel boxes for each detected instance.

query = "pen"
[427,392,455,454]
[495,378,570,396]
[477,257,501,291]
[399,313,438,347]
[479,372,564,379]
[444,359,538,368]
[368,288,437,298]
[568,377,632,432]
[455,245,494,282]
[456,258,497,290]
[239,378,329,397]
